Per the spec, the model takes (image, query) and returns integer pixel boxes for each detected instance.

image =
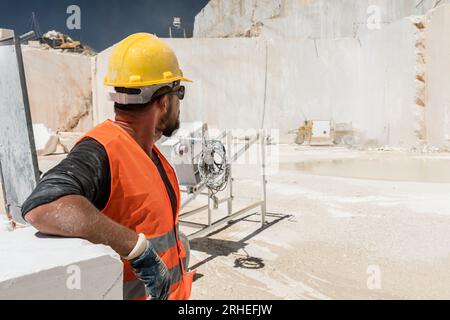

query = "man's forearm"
[25,195,138,257]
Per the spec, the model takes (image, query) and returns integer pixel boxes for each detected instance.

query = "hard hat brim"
[105,76,193,88]
[181,77,193,83]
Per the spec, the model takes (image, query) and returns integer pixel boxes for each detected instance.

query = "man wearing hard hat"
[22,33,195,300]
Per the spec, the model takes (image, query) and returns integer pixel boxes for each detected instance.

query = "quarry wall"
[94,17,420,147]
[22,47,93,133]
[425,5,450,149]
[194,0,450,39]
[6,1,449,149]
[18,3,450,149]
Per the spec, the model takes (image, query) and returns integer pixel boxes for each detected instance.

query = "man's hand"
[130,241,171,300]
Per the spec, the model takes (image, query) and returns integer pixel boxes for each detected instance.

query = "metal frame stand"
[180,130,267,241]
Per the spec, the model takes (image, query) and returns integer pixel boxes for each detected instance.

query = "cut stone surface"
[0,227,123,300]
[0,29,13,41]
[58,132,84,153]
[22,46,93,133]
[425,4,450,149]
[32,123,60,156]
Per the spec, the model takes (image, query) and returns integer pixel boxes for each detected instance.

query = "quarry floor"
[17,145,450,299]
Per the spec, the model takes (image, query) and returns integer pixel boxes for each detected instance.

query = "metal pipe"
[187,201,264,240]
[260,130,267,227]
[207,189,212,226]
[179,221,207,229]
[179,197,230,219]
[231,135,259,163]
[227,132,233,217]
[181,182,206,209]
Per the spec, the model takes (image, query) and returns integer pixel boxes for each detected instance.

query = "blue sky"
[0,0,209,51]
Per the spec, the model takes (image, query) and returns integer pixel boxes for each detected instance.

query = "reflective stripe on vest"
[149,228,178,254]
[123,279,146,300]
[123,228,187,300]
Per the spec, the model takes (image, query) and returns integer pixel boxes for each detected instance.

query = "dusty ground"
[182,145,450,300]
[4,145,450,300]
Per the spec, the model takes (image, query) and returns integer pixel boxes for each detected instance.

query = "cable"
[198,139,230,196]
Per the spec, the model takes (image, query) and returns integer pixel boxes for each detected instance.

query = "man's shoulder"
[74,137,104,151]
[69,137,109,162]
[81,121,122,147]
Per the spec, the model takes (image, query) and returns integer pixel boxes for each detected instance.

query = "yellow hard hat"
[104,33,191,88]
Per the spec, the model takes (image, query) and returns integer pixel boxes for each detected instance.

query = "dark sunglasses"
[168,86,185,100]
[151,85,185,103]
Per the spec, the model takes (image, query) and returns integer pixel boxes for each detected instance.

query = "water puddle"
[282,158,450,183]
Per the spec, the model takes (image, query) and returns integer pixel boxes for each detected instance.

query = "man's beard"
[162,117,180,137]
[161,109,180,137]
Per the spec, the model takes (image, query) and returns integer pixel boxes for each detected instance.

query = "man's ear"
[156,95,169,113]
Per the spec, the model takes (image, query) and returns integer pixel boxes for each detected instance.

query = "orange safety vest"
[79,120,195,300]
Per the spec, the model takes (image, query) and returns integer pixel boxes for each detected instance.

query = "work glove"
[130,241,171,300]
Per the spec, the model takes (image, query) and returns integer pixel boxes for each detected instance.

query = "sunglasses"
[168,86,185,100]
[150,85,185,103]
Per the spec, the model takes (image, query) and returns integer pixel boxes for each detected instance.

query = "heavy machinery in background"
[169,17,187,38]
[289,120,357,146]
[159,122,267,240]
[19,13,95,55]
[41,31,82,51]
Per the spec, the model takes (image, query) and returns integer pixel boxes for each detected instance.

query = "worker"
[21,33,195,300]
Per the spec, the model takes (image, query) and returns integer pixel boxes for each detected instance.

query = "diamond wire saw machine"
[158,122,268,241]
